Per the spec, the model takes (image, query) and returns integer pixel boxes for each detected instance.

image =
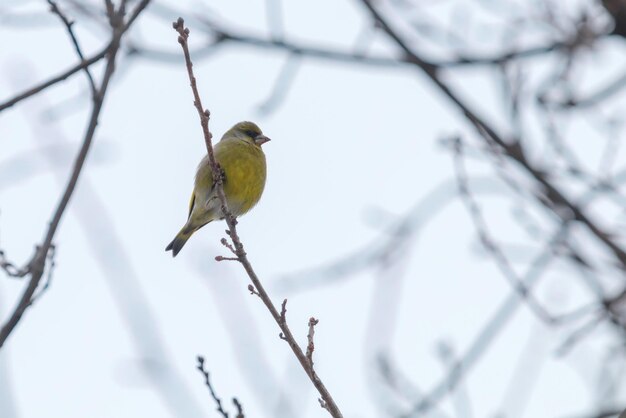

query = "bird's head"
[225,121,271,147]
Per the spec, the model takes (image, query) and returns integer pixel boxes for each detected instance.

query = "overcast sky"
[1,1,624,417]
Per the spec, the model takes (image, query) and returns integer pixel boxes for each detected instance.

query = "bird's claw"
[216,164,227,183]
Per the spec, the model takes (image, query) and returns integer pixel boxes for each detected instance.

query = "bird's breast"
[215,142,267,216]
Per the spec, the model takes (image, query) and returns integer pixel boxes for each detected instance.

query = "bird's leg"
[216,163,227,183]
[205,165,227,208]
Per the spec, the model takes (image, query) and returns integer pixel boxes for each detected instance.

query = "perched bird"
[166,121,270,257]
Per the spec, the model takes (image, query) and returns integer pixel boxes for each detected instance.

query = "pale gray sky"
[0,0,624,417]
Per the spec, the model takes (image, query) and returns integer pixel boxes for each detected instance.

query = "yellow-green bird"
[166,121,270,257]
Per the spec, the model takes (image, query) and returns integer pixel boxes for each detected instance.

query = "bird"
[166,121,270,257]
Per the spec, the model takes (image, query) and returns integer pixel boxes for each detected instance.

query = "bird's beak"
[255,134,271,146]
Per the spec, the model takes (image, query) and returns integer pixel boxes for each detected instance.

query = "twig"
[220,237,237,255]
[306,317,319,368]
[47,0,97,94]
[215,256,239,262]
[0,250,29,278]
[0,0,152,350]
[452,137,556,323]
[233,398,244,418]
[172,17,343,418]
[196,356,231,418]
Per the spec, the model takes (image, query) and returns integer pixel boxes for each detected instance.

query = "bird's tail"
[165,220,214,257]
[165,224,196,257]
[165,231,190,257]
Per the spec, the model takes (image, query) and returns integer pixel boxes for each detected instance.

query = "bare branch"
[196,356,231,418]
[233,398,245,418]
[453,137,556,323]
[0,46,108,113]
[0,0,152,350]
[172,17,343,418]
[47,0,97,94]
[306,317,319,368]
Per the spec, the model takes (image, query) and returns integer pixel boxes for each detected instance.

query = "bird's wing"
[187,192,195,220]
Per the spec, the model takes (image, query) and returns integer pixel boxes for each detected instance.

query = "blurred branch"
[435,342,474,418]
[210,25,585,69]
[453,137,555,322]
[274,176,505,293]
[0,0,151,349]
[172,17,343,418]
[546,69,626,109]
[562,409,625,418]
[397,224,569,417]
[0,46,108,113]
[256,53,301,115]
[359,0,626,325]
[196,356,243,418]
[113,0,591,71]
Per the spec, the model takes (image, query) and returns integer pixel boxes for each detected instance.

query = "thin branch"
[233,398,245,418]
[196,356,230,418]
[306,317,319,368]
[0,0,149,114]
[550,69,626,109]
[47,0,97,94]
[172,17,343,418]
[0,45,108,113]
[210,25,580,69]
[453,137,556,323]
[0,250,29,278]
[0,0,151,350]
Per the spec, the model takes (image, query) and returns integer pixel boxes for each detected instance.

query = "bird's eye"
[245,130,258,138]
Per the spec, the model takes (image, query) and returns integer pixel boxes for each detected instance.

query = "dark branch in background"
[159,8,593,68]
[0,0,152,349]
[359,0,626,331]
[452,137,557,323]
[172,17,343,418]
[545,69,626,109]
[196,356,243,418]
[233,398,244,418]
[46,0,96,94]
